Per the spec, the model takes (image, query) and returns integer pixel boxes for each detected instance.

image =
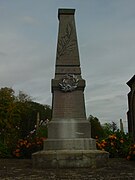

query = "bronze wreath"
[59,74,79,92]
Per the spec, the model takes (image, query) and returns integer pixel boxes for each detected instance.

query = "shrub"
[13,125,47,159]
[36,125,48,138]
[127,144,135,160]
[13,137,46,158]
[96,131,132,158]
[0,141,12,158]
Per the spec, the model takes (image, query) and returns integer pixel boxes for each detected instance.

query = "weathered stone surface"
[56,9,80,66]
[51,91,86,120]
[32,150,109,168]
[47,120,91,139]
[127,75,135,142]
[44,138,96,150]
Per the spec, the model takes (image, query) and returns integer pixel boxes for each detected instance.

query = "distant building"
[127,75,135,142]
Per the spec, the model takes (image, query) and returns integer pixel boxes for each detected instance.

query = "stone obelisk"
[50,8,91,139]
[32,9,108,168]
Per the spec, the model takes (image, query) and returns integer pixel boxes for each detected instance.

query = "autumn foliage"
[0,87,50,158]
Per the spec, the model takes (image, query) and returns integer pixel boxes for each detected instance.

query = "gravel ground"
[0,158,135,180]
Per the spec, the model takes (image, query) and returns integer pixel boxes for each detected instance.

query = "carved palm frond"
[57,23,76,59]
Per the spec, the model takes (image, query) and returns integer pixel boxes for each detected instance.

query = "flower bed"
[13,125,47,159]
[96,131,135,160]
[13,137,46,158]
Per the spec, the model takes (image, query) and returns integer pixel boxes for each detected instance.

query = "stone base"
[44,138,96,150]
[48,119,91,139]
[32,150,109,168]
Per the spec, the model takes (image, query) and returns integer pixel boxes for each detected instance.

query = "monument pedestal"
[32,119,109,168]
[33,149,108,168]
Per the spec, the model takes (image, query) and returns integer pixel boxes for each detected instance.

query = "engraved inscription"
[56,67,80,74]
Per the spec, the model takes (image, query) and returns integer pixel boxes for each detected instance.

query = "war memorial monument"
[32,8,109,168]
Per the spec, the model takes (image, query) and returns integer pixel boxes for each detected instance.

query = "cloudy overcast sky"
[0,0,135,130]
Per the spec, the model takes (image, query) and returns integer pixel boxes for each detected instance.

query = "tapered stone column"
[50,9,91,139]
[32,9,109,168]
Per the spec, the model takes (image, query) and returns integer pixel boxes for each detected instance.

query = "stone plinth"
[43,138,96,150]
[47,119,91,139]
[33,150,109,168]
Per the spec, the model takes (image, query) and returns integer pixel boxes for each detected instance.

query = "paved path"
[0,158,135,180]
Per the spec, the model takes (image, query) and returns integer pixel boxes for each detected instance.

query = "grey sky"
[0,0,135,131]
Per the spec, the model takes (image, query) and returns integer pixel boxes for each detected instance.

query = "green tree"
[102,121,118,137]
[88,115,105,139]
[0,87,52,157]
[0,87,21,153]
[16,91,52,138]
